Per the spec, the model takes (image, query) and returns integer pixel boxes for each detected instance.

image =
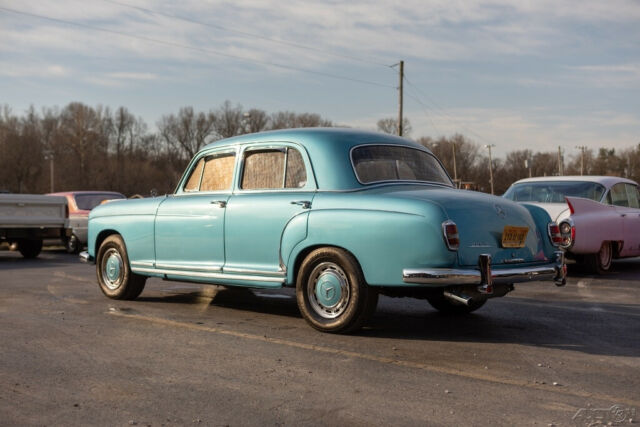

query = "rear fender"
[564,196,624,253]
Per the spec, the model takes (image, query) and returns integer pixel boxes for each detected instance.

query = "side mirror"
[150,188,158,197]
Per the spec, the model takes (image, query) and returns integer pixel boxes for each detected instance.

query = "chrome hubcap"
[102,248,123,290]
[308,262,350,319]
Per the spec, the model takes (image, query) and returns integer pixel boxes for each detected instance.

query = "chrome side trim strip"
[223,267,285,277]
[154,262,222,272]
[131,261,155,268]
[131,267,285,283]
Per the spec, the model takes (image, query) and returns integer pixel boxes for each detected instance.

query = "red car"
[48,191,126,253]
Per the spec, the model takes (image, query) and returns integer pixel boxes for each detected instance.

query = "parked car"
[503,176,640,273]
[81,128,566,333]
[49,191,126,253]
[0,193,69,258]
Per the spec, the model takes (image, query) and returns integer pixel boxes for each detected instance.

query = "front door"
[154,150,236,274]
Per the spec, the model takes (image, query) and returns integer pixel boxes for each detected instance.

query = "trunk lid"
[377,186,550,266]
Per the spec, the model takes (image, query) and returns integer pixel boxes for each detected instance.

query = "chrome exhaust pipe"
[443,291,473,306]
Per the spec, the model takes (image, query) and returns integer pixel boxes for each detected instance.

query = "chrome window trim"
[236,142,316,192]
[349,143,454,187]
[174,146,240,195]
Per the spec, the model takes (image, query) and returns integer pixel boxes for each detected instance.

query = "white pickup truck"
[0,194,70,258]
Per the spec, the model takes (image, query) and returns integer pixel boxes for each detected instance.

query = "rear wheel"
[17,239,43,259]
[296,247,378,333]
[96,235,146,300]
[585,241,612,274]
[426,291,487,314]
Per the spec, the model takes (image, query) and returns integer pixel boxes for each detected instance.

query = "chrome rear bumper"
[403,251,566,289]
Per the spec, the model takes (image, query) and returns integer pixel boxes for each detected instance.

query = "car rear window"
[74,193,125,210]
[351,145,452,186]
[503,181,606,203]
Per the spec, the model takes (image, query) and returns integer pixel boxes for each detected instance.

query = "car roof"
[198,128,435,190]
[511,175,638,188]
[200,127,425,151]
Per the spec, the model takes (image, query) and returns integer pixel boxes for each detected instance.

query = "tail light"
[559,220,575,247]
[548,222,563,247]
[442,220,459,251]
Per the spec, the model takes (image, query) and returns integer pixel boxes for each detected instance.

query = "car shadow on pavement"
[137,286,302,319]
[566,257,640,281]
[136,284,639,358]
[363,298,640,358]
[0,249,78,269]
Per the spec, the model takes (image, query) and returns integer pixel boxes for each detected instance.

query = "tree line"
[1,101,638,196]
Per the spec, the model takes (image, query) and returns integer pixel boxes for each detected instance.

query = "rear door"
[223,144,315,276]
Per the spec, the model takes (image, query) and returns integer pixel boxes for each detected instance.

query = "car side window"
[241,147,307,190]
[626,184,639,209]
[285,148,307,189]
[183,153,236,192]
[610,183,629,207]
[184,158,205,192]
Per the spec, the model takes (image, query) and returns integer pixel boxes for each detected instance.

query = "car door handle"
[210,200,227,208]
[291,200,311,209]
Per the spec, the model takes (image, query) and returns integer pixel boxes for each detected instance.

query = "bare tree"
[377,117,412,136]
[157,107,217,160]
[244,108,269,133]
[214,100,244,138]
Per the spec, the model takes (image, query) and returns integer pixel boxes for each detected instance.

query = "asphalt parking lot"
[1,248,638,426]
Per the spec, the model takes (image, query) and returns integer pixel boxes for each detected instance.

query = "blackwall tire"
[296,247,377,333]
[96,234,146,300]
[586,241,612,274]
[65,234,80,254]
[17,239,43,259]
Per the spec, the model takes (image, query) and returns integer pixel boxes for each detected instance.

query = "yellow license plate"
[502,226,529,248]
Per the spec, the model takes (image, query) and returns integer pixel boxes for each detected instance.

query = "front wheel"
[96,235,146,300]
[65,234,80,254]
[426,291,487,314]
[296,247,378,333]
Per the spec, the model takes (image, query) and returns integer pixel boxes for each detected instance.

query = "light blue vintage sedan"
[81,128,566,333]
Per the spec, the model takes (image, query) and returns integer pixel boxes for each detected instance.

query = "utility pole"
[484,144,496,195]
[44,150,54,192]
[451,141,457,185]
[557,146,564,176]
[575,145,587,175]
[398,60,404,136]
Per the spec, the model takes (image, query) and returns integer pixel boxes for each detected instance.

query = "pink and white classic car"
[503,176,640,273]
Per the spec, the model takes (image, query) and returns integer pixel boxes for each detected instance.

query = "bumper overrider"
[79,251,94,264]
[403,251,567,292]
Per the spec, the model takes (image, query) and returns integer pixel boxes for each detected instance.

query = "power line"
[403,72,495,145]
[0,6,396,89]
[403,91,442,136]
[100,0,395,69]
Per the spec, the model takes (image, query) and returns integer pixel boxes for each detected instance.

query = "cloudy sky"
[1,0,638,157]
